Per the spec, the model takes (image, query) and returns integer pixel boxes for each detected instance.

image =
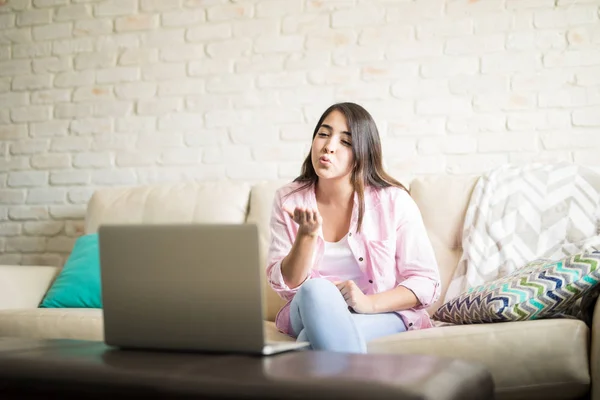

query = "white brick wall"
[0,0,599,266]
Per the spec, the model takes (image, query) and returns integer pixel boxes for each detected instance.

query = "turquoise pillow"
[40,233,102,308]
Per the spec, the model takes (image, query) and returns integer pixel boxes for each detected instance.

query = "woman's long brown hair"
[286,102,408,232]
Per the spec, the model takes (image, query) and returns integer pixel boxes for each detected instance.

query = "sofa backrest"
[84,175,478,322]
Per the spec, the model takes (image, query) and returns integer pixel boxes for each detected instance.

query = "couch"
[0,175,595,400]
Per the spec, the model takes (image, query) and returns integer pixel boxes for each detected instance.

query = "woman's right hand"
[284,207,323,238]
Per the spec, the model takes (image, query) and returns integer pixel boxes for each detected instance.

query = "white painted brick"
[50,170,91,185]
[445,0,503,16]
[73,152,113,168]
[46,237,75,252]
[386,40,444,60]
[52,38,94,56]
[94,0,137,17]
[277,87,333,107]
[137,98,182,115]
[506,0,555,8]
[332,45,385,67]
[449,75,507,95]
[0,60,31,76]
[335,82,390,101]
[539,87,588,108]
[49,205,86,220]
[8,206,49,221]
[116,14,159,32]
[31,154,71,169]
[161,9,205,27]
[160,44,205,62]
[157,79,204,96]
[445,35,504,55]
[533,6,597,29]
[507,110,571,131]
[27,188,67,204]
[0,92,29,107]
[446,154,509,174]
[420,57,478,78]
[473,13,513,34]
[0,189,27,204]
[305,30,356,51]
[573,108,600,127]
[91,169,137,185]
[417,135,477,155]
[358,25,413,46]
[6,237,46,253]
[140,0,182,12]
[255,0,302,17]
[72,86,112,102]
[23,221,63,236]
[54,103,93,119]
[93,135,136,151]
[16,9,52,27]
[380,137,418,160]
[32,23,72,41]
[482,52,541,73]
[388,117,446,137]
[13,42,52,58]
[51,137,92,152]
[206,75,254,93]
[509,150,573,165]
[206,39,251,58]
[11,106,52,122]
[386,1,444,22]
[184,128,230,147]
[190,59,233,75]
[567,25,600,47]
[544,50,600,67]
[206,109,253,129]
[207,4,253,21]
[416,97,472,116]
[279,123,313,141]
[308,67,360,85]
[116,116,156,132]
[332,5,384,28]
[251,144,305,162]
[32,89,71,105]
[0,253,21,264]
[136,133,184,149]
[541,131,600,150]
[93,101,133,117]
[229,125,281,145]
[55,4,91,21]
[226,163,278,180]
[0,28,32,44]
[0,156,29,171]
[256,71,306,88]
[67,188,95,205]
[119,48,158,65]
[0,46,8,60]
[474,93,536,112]
[96,67,139,84]
[96,33,140,51]
[115,152,158,167]
[12,74,52,91]
[74,19,113,36]
[30,120,70,137]
[158,113,204,131]
[115,82,157,99]
[34,0,68,6]
[187,23,231,42]
[70,117,112,134]
[255,35,305,53]
[232,18,279,38]
[305,0,355,12]
[142,63,186,81]
[511,70,574,91]
[55,71,95,87]
[186,94,231,112]
[8,171,48,188]
[282,14,328,35]
[0,14,15,29]
[33,56,71,73]
[576,67,600,86]
[478,132,538,153]
[574,150,600,166]
[230,90,280,108]
[416,19,472,40]
[74,52,115,70]
[285,52,330,70]
[236,55,285,74]
[506,30,567,51]
[160,148,202,165]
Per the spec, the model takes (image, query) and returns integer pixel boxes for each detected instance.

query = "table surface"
[0,337,494,400]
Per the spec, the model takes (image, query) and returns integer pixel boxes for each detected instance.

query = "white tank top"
[319,234,364,288]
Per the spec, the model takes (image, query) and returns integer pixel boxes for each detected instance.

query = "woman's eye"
[342,141,352,146]
[318,133,328,137]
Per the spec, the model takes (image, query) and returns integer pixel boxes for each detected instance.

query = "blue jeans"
[289,278,407,354]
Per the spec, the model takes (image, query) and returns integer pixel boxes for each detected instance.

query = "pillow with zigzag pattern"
[433,251,600,324]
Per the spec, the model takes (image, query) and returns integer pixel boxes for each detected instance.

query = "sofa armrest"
[591,297,600,400]
[0,265,60,310]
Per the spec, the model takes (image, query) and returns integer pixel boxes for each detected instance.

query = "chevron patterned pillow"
[433,252,600,324]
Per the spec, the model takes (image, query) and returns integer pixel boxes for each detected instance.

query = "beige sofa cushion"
[85,182,252,233]
[0,309,103,341]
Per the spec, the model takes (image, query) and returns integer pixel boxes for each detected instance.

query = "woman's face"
[311,109,355,183]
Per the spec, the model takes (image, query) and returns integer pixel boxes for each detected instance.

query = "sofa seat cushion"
[0,309,103,342]
[368,318,589,400]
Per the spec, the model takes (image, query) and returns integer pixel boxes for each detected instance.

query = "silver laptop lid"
[99,223,265,353]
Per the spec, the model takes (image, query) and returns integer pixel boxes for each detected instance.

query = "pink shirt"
[266,181,442,336]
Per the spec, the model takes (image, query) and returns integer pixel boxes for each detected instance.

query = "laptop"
[98,223,309,356]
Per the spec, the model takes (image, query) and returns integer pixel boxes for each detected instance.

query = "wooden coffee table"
[0,337,494,399]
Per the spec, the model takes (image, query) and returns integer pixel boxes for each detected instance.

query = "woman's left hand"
[335,280,374,314]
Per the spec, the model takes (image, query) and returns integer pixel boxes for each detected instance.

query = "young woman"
[266,102,441,353]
